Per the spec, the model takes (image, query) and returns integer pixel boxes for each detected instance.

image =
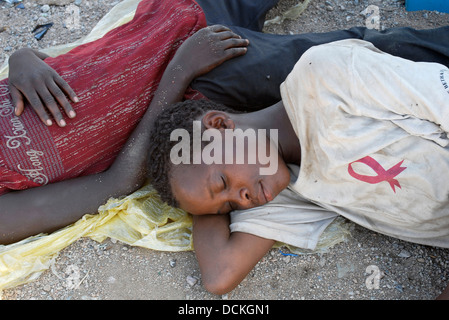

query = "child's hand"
[171,25,249,82]
[8,48,79,127]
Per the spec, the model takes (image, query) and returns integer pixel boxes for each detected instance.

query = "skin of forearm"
[0,171,120,244]
[108,58,193,177]
[192,215,275,294]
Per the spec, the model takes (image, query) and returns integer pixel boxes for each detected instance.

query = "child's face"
[170,130,291,215]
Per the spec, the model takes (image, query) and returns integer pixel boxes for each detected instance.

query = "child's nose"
[235,187,253,209]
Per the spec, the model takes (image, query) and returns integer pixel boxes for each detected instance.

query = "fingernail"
[69,110,76,118]
[60,119,66,127]
[46,119,52,126]
[74,97,79,103]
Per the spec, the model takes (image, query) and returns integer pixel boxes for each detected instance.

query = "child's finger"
[224,46,248,59]
[54,73,79,104]
[36,86,66,127]
[9,86,25,116]
[207,25,232,33]
[217,31,245,42]
[25,90,53,126]
[48,78,77,119]
[222,38,250,50]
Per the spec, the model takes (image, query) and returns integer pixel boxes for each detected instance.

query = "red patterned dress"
[0,0,206,195]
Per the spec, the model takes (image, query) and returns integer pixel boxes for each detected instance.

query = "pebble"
[186,275,198,287]
[398,250,411,258]
[40,4,50,12]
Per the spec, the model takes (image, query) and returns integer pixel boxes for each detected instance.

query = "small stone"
[319,257,326,267]
[36,0,71,5]
[169,259,176,268]
[398,250,411,258]
[186,275,198,287]
[40,4,50,12]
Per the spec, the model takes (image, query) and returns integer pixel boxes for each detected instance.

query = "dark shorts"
[194,0,449,110]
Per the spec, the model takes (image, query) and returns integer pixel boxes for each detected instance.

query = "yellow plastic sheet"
[0,183,193,292]
[0,0,351,294]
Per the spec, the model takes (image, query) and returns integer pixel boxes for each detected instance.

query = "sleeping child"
[147,39,449,296]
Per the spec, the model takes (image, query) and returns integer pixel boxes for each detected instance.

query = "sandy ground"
[0,0,448,302]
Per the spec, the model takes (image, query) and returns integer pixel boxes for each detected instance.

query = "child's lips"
[259,181,273,204]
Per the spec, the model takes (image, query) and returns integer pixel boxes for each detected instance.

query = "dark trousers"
[194,0,449,110]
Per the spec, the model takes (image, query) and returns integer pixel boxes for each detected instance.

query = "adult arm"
[0,25,248,245]
[192,214,275,295]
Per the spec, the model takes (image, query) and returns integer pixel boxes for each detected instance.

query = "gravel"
[1,0,448,301]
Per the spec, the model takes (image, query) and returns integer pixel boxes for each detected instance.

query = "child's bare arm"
[193,214,275,295]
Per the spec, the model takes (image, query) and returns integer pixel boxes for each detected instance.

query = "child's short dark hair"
[147,99,236,208]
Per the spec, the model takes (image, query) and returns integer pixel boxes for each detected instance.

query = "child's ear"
[202,111,235,130]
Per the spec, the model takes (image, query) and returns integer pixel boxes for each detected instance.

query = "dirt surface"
[1,0,449,302]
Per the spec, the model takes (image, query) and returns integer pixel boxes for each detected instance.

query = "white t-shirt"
[231,39,449,249]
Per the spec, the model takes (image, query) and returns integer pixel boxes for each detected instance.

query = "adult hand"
[171,25,249,82]
[8,48,79,127]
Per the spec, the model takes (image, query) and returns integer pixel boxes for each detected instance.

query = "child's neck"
[234,101,301,165]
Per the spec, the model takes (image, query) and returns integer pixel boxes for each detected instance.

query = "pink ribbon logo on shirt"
[348,156,407,193]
